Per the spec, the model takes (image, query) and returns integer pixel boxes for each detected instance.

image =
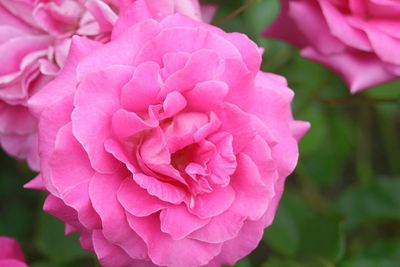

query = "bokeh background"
[1,0,399,266]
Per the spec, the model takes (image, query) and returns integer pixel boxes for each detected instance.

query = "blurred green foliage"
[1,0,399,266]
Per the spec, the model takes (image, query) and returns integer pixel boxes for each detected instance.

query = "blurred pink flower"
[264,0,400,93]
[0,236,28,267]
[28,13,308,267]
[0,0,214,171]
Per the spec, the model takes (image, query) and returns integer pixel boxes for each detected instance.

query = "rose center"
[171,143,200,172]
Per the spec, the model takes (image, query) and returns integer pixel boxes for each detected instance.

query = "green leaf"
[30,262,54,267]
[340,259,399,267]
[364,239,400,259]
[243,0,279,41]
[340,239,400,267]
[264,192,313,257]
[234,258,253,267]
[336,178,400,229]
[365,80,400,99]
[36,212,90,264]
[261,258,307,267]
[298,215,345,262]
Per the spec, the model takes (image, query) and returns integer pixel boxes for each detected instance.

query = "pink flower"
[264,0,400,93]
[0,0,214,170]
[0,236,28,267]
[28,13,309,267]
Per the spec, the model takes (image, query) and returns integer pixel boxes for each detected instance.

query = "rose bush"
[0,236,27,267]
[264,0,400,93]
[0,0,213,170]
[27,12,309,267]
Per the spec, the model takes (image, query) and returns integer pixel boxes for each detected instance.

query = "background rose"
[0,0,213,171]
[0,0,118,170]
[264,0,400,93]
[28,11,309,267]
[0,236,28,267]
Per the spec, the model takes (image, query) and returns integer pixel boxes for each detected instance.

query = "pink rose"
[0,0,213,170]
[28,13,309,267]
[0,236,28,267]
[264,0,400,93]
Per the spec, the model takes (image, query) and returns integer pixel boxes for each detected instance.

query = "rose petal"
[118,177,165,217]
[72,65,134,173]
[160,205,209,240]
[189,185,235,219]
[126,213,222,267]
[89,173,148,260]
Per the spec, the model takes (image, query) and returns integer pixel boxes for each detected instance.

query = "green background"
[1,0,399,266]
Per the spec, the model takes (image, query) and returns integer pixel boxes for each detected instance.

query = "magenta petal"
[189,210,246,244]
[72,65,134,173]
[49,123,94,194]
[207,132,237,184]
[126,213,222,267]
[193,112,221,143]
[0,260,28,267]
[302,47,396,93]
[103,138,137,173]
[91,230,136,267]
[288,0,345,54]
[241,135,277,185]
[0,104,36,135]
[111,0,154,38]
[200,3,217,23]
[163,91,187,117]
[217,104,257,153]
[363,25,400,66]
[135,25,241,69]
[0,35,50,76]
[263,0,308,48]
[230,153,272,220]
[92,233,158,266]
[161,49,221,98]
[84,0,117,33]
[133,173,188,205]
[61,180,101,229]
[319,0,371,51]
[29,36,101,117]
[290,120,311,141]
[216,58,254,110]
[161,52,190,78]
[224,32,262,73]
[78,19,161,79]
[139,128,170,166]
[24,174,45,191]
[89,173,148,260]
[118,177,165,217]
[0,237,25,261]
[120,62,161,112]
[160,205,209,240]
[207,218,265,266]
[0,130,39,171]
[247,77,299,176]
[37,94,74,192]
[43,195,85,233]
[185,80,228,112]
[111,109,158,138]
[189,185,235,219]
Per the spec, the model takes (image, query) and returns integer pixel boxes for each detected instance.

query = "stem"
[317,96,399,106]
[356,105,374,184]
[214,0,258,26]
[376,107,400,175]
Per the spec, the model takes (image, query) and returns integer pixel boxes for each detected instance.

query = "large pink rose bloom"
[0,236,28,267]
[0,0,213,170]
[264,0,400,93]
[28,13,309,267]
